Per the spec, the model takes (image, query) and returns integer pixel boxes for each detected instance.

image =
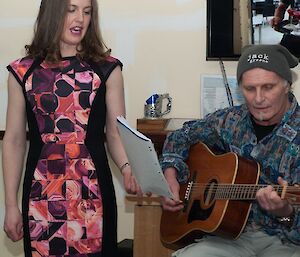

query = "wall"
[1,0,300,256]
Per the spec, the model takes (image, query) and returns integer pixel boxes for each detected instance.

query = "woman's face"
[60,0,92,57]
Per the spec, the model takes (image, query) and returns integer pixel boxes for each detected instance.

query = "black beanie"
[237,44,298,84]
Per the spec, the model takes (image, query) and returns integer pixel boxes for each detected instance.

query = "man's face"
[240,68,290,126]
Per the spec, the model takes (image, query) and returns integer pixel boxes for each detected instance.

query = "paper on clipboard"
[117,116,174,199]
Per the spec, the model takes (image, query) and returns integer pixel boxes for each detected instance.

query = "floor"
[253,14,283,45]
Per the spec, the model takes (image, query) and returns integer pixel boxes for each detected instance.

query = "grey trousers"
[172,231,300,257]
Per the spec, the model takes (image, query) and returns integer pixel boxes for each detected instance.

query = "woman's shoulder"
[7,56,36,84]
[8,56,36,75]
[9,56,35,69]
[103,55,123,68]
[88,55,123,81]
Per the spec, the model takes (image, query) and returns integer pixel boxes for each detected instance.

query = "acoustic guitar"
[160,142,300,250]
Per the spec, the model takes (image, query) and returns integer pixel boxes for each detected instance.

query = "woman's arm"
[2,73,27,241]
[105,66,141,195]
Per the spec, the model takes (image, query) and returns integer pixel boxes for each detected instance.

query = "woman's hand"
[122,166,143,196]
[4,205,23,242]
[160,167,184,212]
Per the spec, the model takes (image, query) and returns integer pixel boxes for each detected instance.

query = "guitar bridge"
[183,171,196,212]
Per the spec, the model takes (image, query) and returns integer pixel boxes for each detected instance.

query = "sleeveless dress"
[7,56,122,257]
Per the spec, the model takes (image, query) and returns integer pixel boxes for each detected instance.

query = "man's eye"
[265,85,273,90]
[244,87,254,91]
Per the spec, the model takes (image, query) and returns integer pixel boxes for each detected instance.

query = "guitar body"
[160,143,260,250]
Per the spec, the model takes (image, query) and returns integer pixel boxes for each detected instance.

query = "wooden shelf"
[136,118,170,132]
[137,119,170,156]
[137,118,192,155]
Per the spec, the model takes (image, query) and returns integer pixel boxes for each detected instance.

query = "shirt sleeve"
[282,206,300,244]
[280,158,300,244]
[6,57,35,86]
[159,108,230,183]
[101,56,123,82]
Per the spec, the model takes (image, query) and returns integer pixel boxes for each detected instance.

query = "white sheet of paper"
[117,116,174,199]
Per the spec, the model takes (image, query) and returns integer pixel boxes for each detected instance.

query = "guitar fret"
[234,185,239,199]
[251,185,258,199]
[219,185,223,199]
[243,186,247,199]
[226,185,229,199]
[227,185,232,199]
[225,185,229,199]
[235,185,239,200]
[247,185,252,200]
[238,185,242,199]
[230,185,233,199]
[232,185,236,199]
[232,186,236,199]
[216,185,220,199]
[274,185,281,197]
[230,185,234,199]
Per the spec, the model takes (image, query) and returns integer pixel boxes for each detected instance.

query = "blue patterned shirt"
[160,93,300,244]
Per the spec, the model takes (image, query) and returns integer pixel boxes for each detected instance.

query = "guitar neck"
[202,184,300,201]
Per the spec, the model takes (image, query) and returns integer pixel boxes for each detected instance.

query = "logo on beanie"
[247,53,269,64]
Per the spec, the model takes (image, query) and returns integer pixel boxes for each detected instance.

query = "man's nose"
[255,89,265,104]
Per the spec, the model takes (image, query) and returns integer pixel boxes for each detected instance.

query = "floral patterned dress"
[7,56,122,257]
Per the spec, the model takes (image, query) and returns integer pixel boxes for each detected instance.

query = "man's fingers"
[278,176,288,186]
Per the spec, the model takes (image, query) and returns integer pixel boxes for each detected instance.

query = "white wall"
[1,0,300,256]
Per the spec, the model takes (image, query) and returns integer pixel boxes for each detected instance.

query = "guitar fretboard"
[192,183,300,202]
[216,184,279,200]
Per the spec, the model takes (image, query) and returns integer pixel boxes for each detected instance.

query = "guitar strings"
[189,183,300,192]
[186,183,300,200]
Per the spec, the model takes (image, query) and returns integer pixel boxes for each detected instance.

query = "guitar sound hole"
[188,200,214,223]
[204,179,217,206]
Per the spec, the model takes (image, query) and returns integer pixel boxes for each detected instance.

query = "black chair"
[263,0,276,18]
[117,239,133,257]
[252,1,264,15]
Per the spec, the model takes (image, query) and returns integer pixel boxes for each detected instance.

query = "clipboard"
[117,116,174,199]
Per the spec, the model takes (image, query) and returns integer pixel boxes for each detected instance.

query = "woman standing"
[3,1,139,256]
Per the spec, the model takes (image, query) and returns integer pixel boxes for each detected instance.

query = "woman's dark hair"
[25,0,110,63]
